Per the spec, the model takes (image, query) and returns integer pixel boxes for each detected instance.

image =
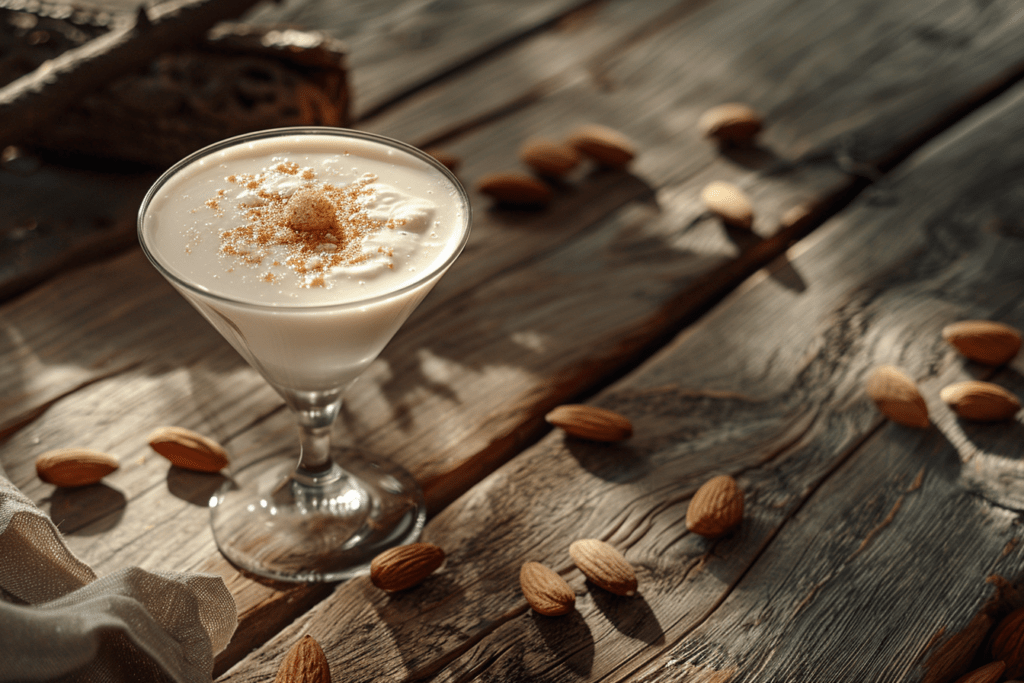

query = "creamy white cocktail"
[141,132,468,395]
[139,128,471,581]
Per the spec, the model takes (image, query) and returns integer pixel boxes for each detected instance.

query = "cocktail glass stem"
[294,400,340,477]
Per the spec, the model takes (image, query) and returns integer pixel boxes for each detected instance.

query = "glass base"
[209,449,425,582]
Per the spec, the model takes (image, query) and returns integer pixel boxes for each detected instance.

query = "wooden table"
[3,0,1024,680]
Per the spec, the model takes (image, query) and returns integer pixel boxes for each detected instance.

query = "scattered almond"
[953,661,1005,683]
[700,181,754,230]
[425,148,461,174]
[35,448,119,487]
[991,606,1024,678]
[519,138,581,177]
[686,474,744,538]
[865,365,930,428]
[520,561,575,616]
[274,634,331,683]
[697,103,763,146]
[566,124,635,169]
[569,539,637,596]
[146,426,229,473]
[370,542,445,591]
[940,381,1021,422]
[942,320,1022,366]
[545,404,632,442]
[477,172,553,207]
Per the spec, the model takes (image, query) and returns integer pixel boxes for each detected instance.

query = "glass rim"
[137,126,472,312]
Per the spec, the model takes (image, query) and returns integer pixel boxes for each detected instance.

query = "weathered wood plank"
[219,63,1024,683]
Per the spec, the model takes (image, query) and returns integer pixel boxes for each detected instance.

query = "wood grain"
[219,64,1024,683]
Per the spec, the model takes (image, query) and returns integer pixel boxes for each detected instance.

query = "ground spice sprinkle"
[212,164,407,288]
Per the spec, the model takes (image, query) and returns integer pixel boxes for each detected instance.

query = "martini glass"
[138,127,471,581]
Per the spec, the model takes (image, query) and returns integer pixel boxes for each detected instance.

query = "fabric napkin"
[0,464,236,682]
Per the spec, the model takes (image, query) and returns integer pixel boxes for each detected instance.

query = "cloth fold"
[0,471,237,682]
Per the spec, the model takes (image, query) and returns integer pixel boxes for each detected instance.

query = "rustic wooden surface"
[1,0,1024,680]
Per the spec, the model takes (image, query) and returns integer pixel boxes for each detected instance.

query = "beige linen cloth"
[0,463,237,682]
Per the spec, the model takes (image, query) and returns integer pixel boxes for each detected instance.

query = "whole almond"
[35,448,119,487]
[700,181,753,230]
[147,426,228,473]
[274,634,331,683]
[370,542,445,591]
[566,124,635,169]
[943,320,1022,366]
[545,405,632,442]
[424,148,461,174]
[477,172,553,207]
[922,612,993,683]
[953,661,1006,683]
[519,138,581,177]
[697,103,763,146]
[940,381,1021,422]
[991,606,1024,678]
[865,365,930,428]
[686,474,744,538]
[569,539,637,596]
[520,561,575,616]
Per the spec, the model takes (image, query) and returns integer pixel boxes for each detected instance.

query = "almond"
[566,124,635,169]
[700,181,754,230]
[943,320,1022,366]
[286,188,338,232]
[991,606,1024,678]
[520,561,575,616]
[568,539,637,596]
[697,103,763,146]
[953,661,1005,683]
[545,404,632,442]
[425,148,461,174]
[940,381,1021,422]
[146,426,229,473]
[35,448,119,487]
[477,172,553,207]
[865,365,930,428]
[370,542,445,591]
[519,138,581,177]
[686,474,744,538]
[274,634,331,683]
[922,612,993,683]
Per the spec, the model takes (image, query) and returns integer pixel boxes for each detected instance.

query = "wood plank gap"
[352,0,606,124]
[602,414,893,683]
[799,60,1024,181]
